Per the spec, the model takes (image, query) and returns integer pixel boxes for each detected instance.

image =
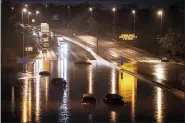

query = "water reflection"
[11,86,15,116]
[58,42,70,123]
[153,63,167,81]
[153,64,164,123]
[119,62,137,121]
[28,81,32,122]
[88,65,93,94]
[110,111,117,123]
[35,76,40,122]
[110,68,117,94]
[21,79,27,122]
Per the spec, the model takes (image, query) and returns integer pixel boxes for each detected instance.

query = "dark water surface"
[2,42,184,123]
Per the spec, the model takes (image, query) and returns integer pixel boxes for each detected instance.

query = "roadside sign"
[52,15,59,20]
[17,57,28,64]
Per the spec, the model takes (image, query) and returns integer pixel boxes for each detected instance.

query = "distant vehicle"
[42,49,47,54]
[39,71,50,76]
[81,93,97,104]
[103,94,124,104]
[51,78,67,86]
[161,57,169,62]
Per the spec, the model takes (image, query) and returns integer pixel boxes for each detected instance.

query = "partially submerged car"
[51,78,67,86]
[39,71,51,76]
[81,93,97,105]
[103,94,124,105]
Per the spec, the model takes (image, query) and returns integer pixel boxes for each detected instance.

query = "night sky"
[10,0,184,9]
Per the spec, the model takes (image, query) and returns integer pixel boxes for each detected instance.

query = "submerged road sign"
[17,57,28,64]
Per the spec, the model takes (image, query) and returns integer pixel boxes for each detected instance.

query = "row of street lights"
[88,7,163,36]
[21,8,40,25]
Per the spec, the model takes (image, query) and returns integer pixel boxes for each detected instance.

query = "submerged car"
[39,71,50,76]
[161,57,169,62]
[51,78,67,86]
[103,94,124,104]
[81,93,97,104]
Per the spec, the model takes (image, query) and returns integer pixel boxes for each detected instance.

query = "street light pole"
[89,7,93,18]
[28,12,31,24]
[36,10,39,25]
[68,6,70,28]
[157,10,163,37]
[22,8,27,57]
[132,10,136,33]
[112,7,116,39]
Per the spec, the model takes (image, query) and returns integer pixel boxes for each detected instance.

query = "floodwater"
[2,41,184,123]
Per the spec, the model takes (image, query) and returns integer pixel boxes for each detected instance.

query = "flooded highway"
[2,40,184,123]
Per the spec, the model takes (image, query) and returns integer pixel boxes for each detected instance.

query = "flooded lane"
[2,41,184,123]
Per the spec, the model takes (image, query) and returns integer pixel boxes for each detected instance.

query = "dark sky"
[11,0,183,9]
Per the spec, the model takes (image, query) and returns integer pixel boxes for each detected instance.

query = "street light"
[67,6,70,28]
[28,12,31,24]
[112,7,116,38]
[89,7,93,17]
[45,4,47,8]
[36,10,39,25]
[132,10,136,33]
[25,4,28,7]
[22,8,27,23]
[157,10,163,36]
[12,7,14,10]
[21,8,27,60]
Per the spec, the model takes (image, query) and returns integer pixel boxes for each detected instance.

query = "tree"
[159,29,185,57]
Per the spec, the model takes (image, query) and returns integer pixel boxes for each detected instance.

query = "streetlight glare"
[158,10,163,16]
[12,7,14,10]
[132,10,136,14]
[22,8,27,12]
[46,5,47,8]
[89,7,92,11]
[36,11,39,14]
[112,7,116,12]
[68,6,70,8]
[28,12,31,15]
[25,4,27,7]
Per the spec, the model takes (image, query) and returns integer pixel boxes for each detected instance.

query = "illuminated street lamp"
[112,7,116,38]
[89,7,93,17]
[25,4,28,7]
[12,7,14,10]
[112,7,116,24]
[28,12,31,24]
[22,8,27,24]
[67,6,70,28]
[36,10,39,24]
[132,10,136,33]
[21,8,27,59]
[157,10,163,36]
[45,4,47,8]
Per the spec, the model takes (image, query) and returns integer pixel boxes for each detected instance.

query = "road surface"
[54,29,185,92]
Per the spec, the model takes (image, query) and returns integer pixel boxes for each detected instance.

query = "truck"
[41,23,49,37]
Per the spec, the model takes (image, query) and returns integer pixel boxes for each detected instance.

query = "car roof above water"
[83,93,94,98]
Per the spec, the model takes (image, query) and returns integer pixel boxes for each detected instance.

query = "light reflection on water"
[35,76,40,122]
[119,62,137,122]
[58,42,70,123]
[110,68,117,94]
[11,41,183,123]
[110,111,117,123]
[154,64,165,123]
